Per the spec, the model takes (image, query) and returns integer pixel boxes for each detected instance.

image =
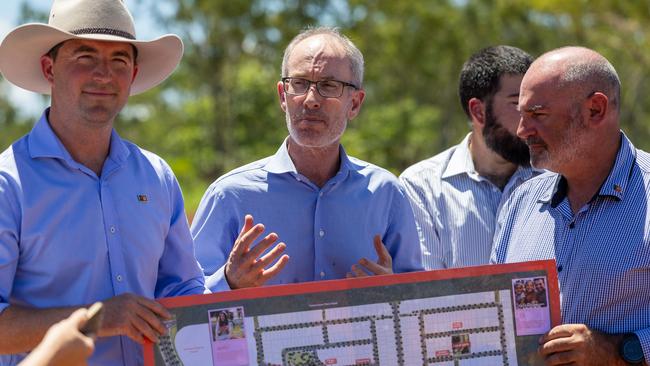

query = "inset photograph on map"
[511,277,551,336]
[451,333,471,355]
[208,306,248,366]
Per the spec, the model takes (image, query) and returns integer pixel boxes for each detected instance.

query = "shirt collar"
[541,131,635,204]
[28,108,130,166]
[442,133,476,179]
[263,137,365,177]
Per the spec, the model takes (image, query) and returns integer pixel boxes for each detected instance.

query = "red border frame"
[145,260,560,365]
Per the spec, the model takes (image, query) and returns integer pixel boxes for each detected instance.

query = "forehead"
[519,68,569,108]
[286,35,352,79]
[495,74,524,96]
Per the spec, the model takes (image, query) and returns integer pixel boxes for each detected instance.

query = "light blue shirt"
[192,139,423,292]
[0,110,206,366]
[400,133,538,269]
[492,133,650,361]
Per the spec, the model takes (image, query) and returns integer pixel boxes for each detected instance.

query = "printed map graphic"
[150,262,558,366]
[251,291,515,366]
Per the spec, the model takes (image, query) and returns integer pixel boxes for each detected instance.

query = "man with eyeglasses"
[192,27,423,291]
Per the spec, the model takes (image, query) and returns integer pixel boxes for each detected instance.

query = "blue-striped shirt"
[192,139,423,292]
[400,133,538,269]
[492,132,650,361]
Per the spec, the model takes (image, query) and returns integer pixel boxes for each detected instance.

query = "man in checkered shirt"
[492,46,649,365]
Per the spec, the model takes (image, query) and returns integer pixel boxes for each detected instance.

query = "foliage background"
[2,0,650,216]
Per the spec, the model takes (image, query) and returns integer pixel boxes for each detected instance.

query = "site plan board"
[146,260,560,366]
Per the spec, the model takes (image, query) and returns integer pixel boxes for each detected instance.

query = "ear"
[346,89,366,120]
[277,81,287,112]
[468,97,486,127]
[40,55,55,86]
[585,92,608,126]
[131,63,139,84]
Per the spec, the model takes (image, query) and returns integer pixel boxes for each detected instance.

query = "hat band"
[70,27,135,40]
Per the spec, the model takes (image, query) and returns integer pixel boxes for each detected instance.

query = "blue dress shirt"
[191,139,423,292]
[400,133,538,269]
[492,133,650,361]
[0,110,206,366]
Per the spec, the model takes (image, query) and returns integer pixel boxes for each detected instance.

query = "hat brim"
[0,23,183,95]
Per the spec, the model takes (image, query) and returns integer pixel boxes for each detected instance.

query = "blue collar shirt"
[492,133,650,361]
[192,139,423,292]
[0,110,206,366]
[400,133,538,269]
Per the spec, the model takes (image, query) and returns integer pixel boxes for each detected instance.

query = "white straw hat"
[0,0,184,95]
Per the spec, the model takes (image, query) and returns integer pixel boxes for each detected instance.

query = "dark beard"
[482,102,530,166]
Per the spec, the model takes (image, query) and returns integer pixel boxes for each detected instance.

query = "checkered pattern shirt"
[492,132,650,361]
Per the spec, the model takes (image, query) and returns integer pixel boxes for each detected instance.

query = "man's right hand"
[225,214,290,289]
[99,294,171,344]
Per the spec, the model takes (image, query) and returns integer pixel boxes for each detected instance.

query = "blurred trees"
[2,0,650,213]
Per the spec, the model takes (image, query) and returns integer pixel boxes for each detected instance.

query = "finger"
[133,300,168,336]
[231,216,259,257]
[538,336,577,357]
[373,235,392,266]
[350,264,369,277]
[248,233,279,260]
[539,325,574,344]
[260,254,290,283]
[346,272,354,278]
[131,311,163,343]
[543,349,580,365]
[253,242,286,270]
[67,308,90,329]
[125,317,149,344]
[357,258,391,275]
[136,296,171,321]
[233,224,265,258]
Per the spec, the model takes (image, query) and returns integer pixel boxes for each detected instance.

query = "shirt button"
[557,265,563,273]
[319,229,325,237]
[116,275,123,282]
[320,271,325,278]
[110,226,116,234]
[319,192,324,197]
[569,222,575,229]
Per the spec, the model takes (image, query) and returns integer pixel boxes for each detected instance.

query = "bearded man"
[400,45,539,269]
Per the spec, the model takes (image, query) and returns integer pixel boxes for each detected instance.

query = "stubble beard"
[284,108,346,149]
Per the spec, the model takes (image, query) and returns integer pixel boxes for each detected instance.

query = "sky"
[0,0,165,118]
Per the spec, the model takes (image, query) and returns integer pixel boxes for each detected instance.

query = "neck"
[47,106,113,176]
[564,134,620,213]
[469,132,518,190]
[287,138,341,188]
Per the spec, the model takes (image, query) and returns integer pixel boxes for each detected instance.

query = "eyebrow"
[507,93,520,98]
[525,104,545,112]
[72,45,98,54]
[71,45,134,60]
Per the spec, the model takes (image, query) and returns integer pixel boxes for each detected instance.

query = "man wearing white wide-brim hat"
[0,1,206,365]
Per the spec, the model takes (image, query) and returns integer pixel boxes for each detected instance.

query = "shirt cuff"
[0,302,8,315]
[205,266,232,293]
[634,328,650,363]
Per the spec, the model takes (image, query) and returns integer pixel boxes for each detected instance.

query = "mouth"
[82,90,117,97]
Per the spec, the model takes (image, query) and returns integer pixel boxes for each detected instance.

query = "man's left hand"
[347,235,393,278]
[539,323,628,366]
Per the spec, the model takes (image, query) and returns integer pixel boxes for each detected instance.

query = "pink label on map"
[208,306,249,366]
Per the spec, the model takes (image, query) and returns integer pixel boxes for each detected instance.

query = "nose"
[92,59,112,82]
[303,84,321,110]
[517,115,533,139]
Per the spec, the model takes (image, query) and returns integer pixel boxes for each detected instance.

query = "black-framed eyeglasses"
[281,77,359,98]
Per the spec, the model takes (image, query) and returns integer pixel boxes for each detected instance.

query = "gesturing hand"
[225,215,290,289]
[347,235,393,278]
